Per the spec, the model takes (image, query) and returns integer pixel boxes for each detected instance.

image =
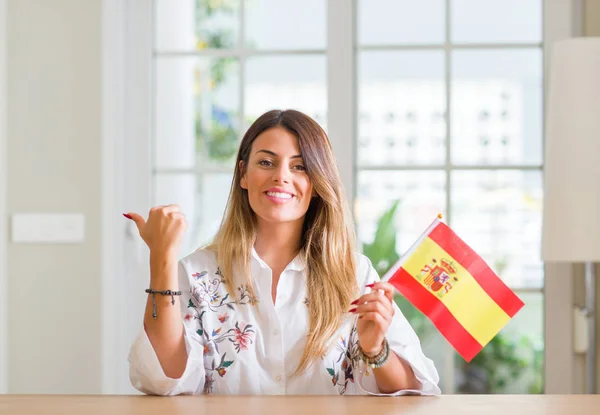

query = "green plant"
[361,201,543,394]
[455,330,543,394]
[194,1,239,163]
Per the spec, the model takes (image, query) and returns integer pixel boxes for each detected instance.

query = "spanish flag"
[383,216,524,362]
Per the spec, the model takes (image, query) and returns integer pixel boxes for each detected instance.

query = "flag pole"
[381,214,443,282]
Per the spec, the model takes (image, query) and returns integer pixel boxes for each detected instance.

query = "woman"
[126,109,440,396]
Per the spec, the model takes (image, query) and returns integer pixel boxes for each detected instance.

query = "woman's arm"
[127,206,189,379]
[351,283,420,393]
[143,253,188,379]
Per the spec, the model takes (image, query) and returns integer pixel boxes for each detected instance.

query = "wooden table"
[1,394,599,415]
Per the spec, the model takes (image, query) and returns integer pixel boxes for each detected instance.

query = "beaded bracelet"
[145,289,182,320]
[358,338,390,369]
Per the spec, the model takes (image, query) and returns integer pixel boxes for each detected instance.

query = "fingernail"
[348,308,357,313]
[365,283,375,288]
[350,299,359,305]
[123,213,133,219]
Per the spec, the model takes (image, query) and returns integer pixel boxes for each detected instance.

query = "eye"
[293,164,306,171]
[258,159,273,167]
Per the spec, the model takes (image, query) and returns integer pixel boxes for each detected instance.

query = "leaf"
[222,360,233,368]
[219,293,230,305]
[327,368,335,377]
[188,299,195,308]
[197,329,204,336]
[219,353,226,366]
[226,303,235,310]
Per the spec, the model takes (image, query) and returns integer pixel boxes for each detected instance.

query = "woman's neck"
[254,219,303,270]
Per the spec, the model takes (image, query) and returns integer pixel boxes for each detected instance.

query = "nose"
[273,164,291,184]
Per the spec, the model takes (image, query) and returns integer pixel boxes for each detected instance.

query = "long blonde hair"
[209,109,358,374]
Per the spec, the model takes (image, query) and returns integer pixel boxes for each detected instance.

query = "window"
[153,0,326,255]
[355,0,544,393]
[150,0,546,394]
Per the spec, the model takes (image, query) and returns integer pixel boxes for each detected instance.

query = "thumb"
[123,212,146,232]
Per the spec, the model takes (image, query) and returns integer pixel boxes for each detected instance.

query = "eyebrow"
[255,149,303,159]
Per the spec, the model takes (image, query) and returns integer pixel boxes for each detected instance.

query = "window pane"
[154,173,233,256]
[356,171,446,257]
[245,0,325,50]
[451,170,543,289]
[155,0,240,51]
[245,55,327,129]
[396,294,452,390]
[358,51,446,166]
[197,173,234,245]
[451,49,542,166]
[155,57,240,170]
[451,0,542,44]
[455,291,544,394]
[359,0,445,45]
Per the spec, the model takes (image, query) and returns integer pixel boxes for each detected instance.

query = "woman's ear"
[239,160,248,189]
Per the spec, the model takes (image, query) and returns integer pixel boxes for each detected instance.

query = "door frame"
[101,0,153,394]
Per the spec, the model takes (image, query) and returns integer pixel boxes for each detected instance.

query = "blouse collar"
[251,245,306,273]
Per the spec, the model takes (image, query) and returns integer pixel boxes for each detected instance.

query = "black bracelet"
[145,289,182,320]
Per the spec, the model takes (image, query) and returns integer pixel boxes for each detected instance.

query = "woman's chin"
[255,210,304,225]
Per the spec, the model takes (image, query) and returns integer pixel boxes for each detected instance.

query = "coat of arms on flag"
[383,215,524,362]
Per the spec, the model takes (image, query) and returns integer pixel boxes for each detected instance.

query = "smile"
[265,191,293,199]
[264,190,295,204]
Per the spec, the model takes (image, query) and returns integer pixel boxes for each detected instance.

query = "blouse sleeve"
[353,255,441,396]
[128,260,206,395]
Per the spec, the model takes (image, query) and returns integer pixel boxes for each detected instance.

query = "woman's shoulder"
[179,247,219,270]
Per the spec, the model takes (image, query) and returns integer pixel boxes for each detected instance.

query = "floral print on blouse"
[128,248,440,396]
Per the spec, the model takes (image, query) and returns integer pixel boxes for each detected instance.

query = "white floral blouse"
[128,248,441,396]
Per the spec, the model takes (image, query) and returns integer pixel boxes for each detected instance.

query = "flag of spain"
[383,217,524,362]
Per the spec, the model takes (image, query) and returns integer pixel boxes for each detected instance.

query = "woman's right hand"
[124,205,188,259]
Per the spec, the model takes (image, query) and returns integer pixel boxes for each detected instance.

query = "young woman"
[126,109,440,396]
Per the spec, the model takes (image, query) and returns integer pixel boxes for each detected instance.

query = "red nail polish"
[365,283,375,288]
[123,213,133,219]
[350,299,359,305]
[348,308,357,313]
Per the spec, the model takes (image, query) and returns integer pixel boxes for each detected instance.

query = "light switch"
[11,213,85,243]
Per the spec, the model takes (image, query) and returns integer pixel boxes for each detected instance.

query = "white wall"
[0,0,8,394]
[6,0,102,393]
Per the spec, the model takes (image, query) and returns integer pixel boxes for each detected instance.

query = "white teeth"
[266,191,293,199]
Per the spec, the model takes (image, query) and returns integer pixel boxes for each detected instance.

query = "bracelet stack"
[145,289,182,320]
[358,338,390,369]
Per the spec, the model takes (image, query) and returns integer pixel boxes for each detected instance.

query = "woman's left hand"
[350,281,396,355]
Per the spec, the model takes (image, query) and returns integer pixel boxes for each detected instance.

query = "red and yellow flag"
[383,217,524,362]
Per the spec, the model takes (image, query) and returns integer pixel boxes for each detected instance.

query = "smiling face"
[240,126,313,227]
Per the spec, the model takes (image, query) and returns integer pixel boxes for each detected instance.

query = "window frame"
[102,0,581,394]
